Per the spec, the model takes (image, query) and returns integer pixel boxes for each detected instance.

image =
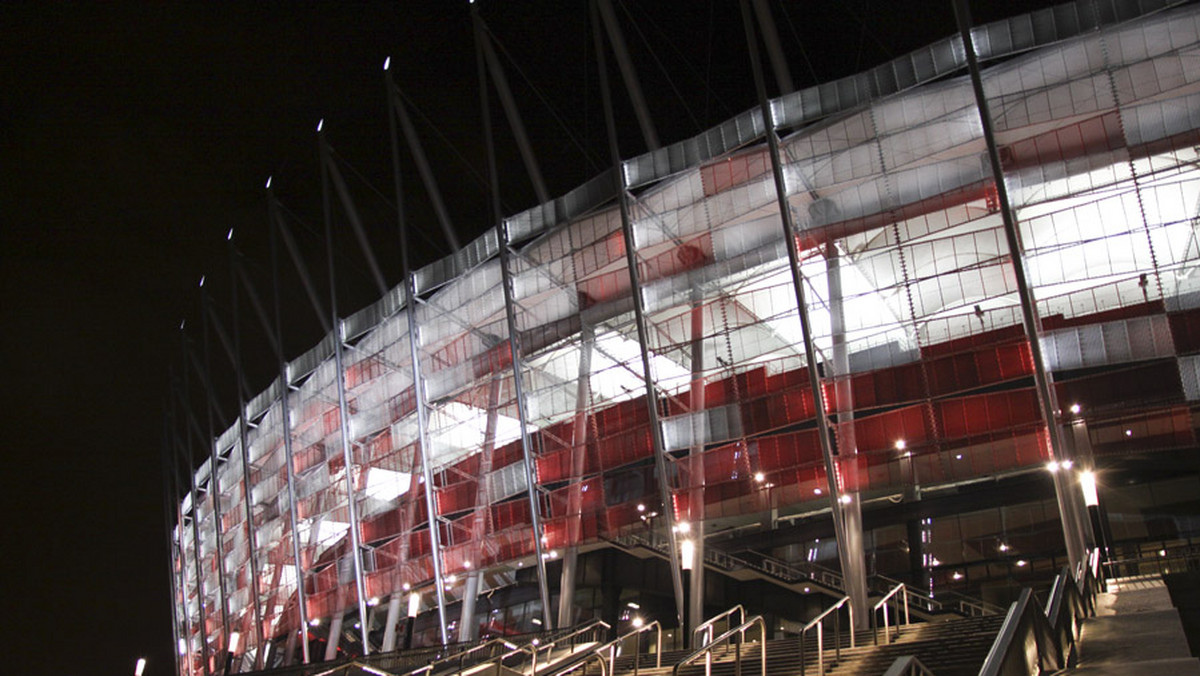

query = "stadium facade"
[171,1,1200,673]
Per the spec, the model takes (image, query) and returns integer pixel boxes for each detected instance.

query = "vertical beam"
[558,325,595,629]
[228,240,266,669]
[199,286,234,672]
[739,0,866,626]
[267,188,312,664]
[178,335,213,676]
[474,1,553,628]
[166,393,196,676]
[386,50,450,646]
[594,0,660,151]
[952,0,1086,571]
[458,572,481,641]
[591,0,686,629]
[825,246,870,627]
[405,272,450,645]
[686,284,705,639]
[318,124,373,655]
[497,235,554,628]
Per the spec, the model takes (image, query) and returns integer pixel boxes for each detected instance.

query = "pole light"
[135,657,147,676]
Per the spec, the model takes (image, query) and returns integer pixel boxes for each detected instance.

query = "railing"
[793,596,853,676]
[581,619,663,676]
[938,590,1005,617]
[881,655,937,676]
[978,588,1063,676]
[693,604,745,648]
[873,575,942,614]
[404,637,521,676]
[672,616,767,676]
[1102,542,1200,581]
[872,583,910,645]
[464,618,610,676]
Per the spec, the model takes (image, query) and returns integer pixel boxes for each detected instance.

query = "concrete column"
[558,326,595,629]
[825,246,870,629]
[380,595,403,652]
[687,285,706,638]
[459,571,481,642]
[323,614,342,661]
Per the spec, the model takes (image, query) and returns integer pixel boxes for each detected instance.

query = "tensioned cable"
[478,21,606,174]
[327,145,451,259]
[618,0,732,129]
[775,1,824,86]
[615,0,703,134]
[275,199,378,293]
[393,88,496,205]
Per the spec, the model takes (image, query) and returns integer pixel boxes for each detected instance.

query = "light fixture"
[1015,559,1028,567]
[383,56,391,70]
[632,617,644,628]
[531,618,542,626]
[310,618,321,627]
[1080,471,1099,507]
[894,440,906,451]
[1061,459,1073,470]
[135,658,147,676]
[1046,461,1060,472]
[627,602,640,610]
[952,571,963,580]
[1069,403,1081,414]
[637,503,646,512]
[229,631,241,653]
[368,597,380,606]
[408,592,421,618]
[840,494,852,504]
[955,454,963,460]
[1125,429,1133,437]
[813,488,822,496]
[676,521,690,534]
[681,539,695,571]
[998,543,1009,552]
[754,472,765,483]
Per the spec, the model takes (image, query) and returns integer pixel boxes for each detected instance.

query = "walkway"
[1065,576,1200,675]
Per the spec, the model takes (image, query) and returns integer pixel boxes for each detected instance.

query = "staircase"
[566,613,1005,676]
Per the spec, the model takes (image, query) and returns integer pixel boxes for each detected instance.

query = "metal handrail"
[693,604,746,648]
[881,655,937,676]
[404,636,521,676]
[577,619,663,676]
[872,583,910,645]
[874,575,942,613]
[671,615,767,676]
[793,596,853,676]
[465,618,610,676]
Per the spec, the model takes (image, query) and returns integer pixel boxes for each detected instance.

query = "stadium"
[171,1,1200,674]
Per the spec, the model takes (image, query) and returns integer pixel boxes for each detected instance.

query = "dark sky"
[0,2,1056,674]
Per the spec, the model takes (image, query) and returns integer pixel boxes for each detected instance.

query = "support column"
[687,285,706,639]
[199,287,234,672]
[474,0,552,626]
[405,272,450,645]
[497,234,554,628]
[267,190,311,664]
[739,0,868,627]
[179,336,213,676]
[591,0,686,628]
[228,238,266,669]
[459,571,481,641]
[953,0,1086,571]
[318,126,372,654]
[825,246,870,628]
[323,613,343,661]
[380,595,403,652]
[558,325,596,629]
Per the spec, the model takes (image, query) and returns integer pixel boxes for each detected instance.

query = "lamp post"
[680,537,694,648]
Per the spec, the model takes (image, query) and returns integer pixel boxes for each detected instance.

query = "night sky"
[1,2,1057,674]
